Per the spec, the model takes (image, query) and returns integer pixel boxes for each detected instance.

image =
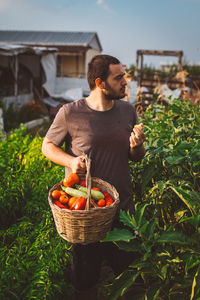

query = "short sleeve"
[45,105,68,147]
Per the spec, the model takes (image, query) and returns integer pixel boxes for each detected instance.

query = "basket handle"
[84,154,98,210]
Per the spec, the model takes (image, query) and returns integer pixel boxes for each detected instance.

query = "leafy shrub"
[0,98,199,299]
[0,126,73,300]
[104,98,200,300]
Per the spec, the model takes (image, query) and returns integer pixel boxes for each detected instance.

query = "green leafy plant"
[103,98,200,300]
[0,97,199,299]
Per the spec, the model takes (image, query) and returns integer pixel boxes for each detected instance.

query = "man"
[42,54,146,299]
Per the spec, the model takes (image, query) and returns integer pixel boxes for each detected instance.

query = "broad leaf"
[169,186,198,214]
[115,240,142,253]
[134,203,149,228]
[102,228,135,242]
[140,218,158,239]
[179,214,200,228]
[119,210,137,229]
[141,164,157,192]
[157,231,191,245]
[107,270,140,300]
[165,155,185,165]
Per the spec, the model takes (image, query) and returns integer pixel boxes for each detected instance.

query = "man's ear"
[95,78,105,89]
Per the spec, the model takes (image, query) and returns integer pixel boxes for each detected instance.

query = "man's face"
[102,64,127,100]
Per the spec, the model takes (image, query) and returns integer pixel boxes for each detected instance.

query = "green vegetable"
[75,185,105,200]
[61,186,88,198]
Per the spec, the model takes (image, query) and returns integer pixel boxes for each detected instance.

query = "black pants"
[70,219,137,291]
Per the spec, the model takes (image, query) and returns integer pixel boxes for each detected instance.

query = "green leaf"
[179,214,200,228]
[115,240,143,253]
[119,210,137,229]
[141,165,157,192]
[157,231,191,245]
[102,228,135,243]
[134,203,149,228]
[140,218,158,239]
[191,265,200,300]
[186,255,200,273]
[107,269,140,300]
[169,186,198,214]
[166,155,185,165]
[146,282,161,300]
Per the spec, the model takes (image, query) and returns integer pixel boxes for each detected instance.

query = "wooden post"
[135,52,139,79]
[76,55,79,77]
[178,53,182,71]
[14,55,18,96]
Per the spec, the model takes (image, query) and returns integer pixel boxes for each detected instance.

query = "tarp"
[0,43,57,56]
[41,53,88,102]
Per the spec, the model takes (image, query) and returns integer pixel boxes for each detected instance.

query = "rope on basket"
[85,154,98,210]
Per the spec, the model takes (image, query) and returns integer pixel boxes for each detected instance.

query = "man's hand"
[129,123,146,162]
[71,155,86,175]
[42,138,87,173]
[129,123,146,149]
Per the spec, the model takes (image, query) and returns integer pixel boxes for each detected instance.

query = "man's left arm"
[129,123,146,162]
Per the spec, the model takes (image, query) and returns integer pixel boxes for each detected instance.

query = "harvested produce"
[97,199,106,207]
[51,190,61,199]
[75,185,104,200]
[70,197,87,210]
[51,172,114,210]
[63,173,79,187]
[59,194,69,204]
[61,186,88,199]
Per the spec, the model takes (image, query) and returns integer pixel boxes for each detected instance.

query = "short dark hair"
[87,54,120,90]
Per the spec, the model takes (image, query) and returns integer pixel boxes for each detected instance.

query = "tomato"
[59,194,69,204]
[63,173,79,187]
[97,199,106,207]
[60,190,67,196]
[79,179,86,187]
[51,190,61,199]
[68,196,78,208]
[92,187,100,191]
[54,200,68,209]
[103,191,114,206]
[70,197,86,210]
[106,199,114,206]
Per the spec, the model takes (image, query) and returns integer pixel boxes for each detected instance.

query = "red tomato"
[92,187,100,191]
[106,199,114,206]
[63,173,79,187]
[79,179,86,187]
[51,190,61,199]
[59,194,69,204]
[97,199,106,207]
[103,191,114,206]
[70,197,86,210]
[60,190,67,196]
[54,200,68,209]
[68,197,78,208]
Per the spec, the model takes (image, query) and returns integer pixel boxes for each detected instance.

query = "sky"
[0,0,200,68]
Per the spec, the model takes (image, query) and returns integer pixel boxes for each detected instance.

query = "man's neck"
[85,90,114,112]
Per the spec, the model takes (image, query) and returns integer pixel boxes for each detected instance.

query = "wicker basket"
[48,177,120,244]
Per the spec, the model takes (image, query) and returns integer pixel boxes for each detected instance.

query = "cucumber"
[61,186,88,198]
[75,185,105,200]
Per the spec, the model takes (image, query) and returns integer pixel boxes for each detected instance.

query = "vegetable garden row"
[0,98,200,299]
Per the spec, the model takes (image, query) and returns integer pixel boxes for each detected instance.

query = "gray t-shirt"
[46,98,138,212]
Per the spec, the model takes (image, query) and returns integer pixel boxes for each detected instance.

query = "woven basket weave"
[48,177,119,244]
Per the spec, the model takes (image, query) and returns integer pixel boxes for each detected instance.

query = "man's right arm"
[42,137,86,174]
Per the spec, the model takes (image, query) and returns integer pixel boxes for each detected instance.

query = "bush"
[0,126,74,300]
[103,98,200,300]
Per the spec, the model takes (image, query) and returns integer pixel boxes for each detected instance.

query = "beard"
[102,81,126,100]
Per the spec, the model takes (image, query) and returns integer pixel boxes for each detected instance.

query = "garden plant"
[0,97,199,299]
